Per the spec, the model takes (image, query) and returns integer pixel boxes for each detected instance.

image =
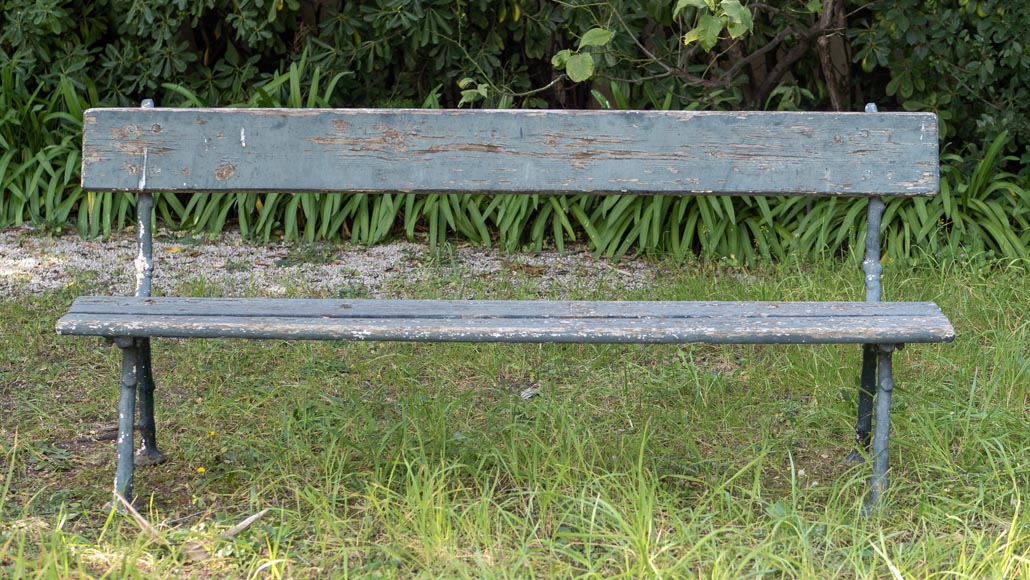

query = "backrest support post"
[863,196,885,303]
[861,103,885,303]
[134,99,156,299]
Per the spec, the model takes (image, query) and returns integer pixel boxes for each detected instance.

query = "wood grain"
[57,297,955,344]
[81,108,939,197]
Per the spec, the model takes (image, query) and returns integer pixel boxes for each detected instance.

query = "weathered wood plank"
[64,296,951,320]
[56,297,955,344]
[81,108,939,197]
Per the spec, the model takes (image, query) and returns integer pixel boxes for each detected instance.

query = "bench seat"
[58,296,954,345]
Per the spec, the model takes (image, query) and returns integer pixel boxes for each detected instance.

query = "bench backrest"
[81,108,939,197]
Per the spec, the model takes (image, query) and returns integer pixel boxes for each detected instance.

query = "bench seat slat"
[56,297,954,344]
[65,296,949,319]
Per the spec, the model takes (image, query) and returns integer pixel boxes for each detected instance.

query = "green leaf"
[578,28,613,49]
[721,0,753,38]
[590,89,611,109]
[674,0,711,18]
[551,49,572,70]
[682,28,701,47]
[565,53,595,83]
[458,83,489,107]
[684,13,723,51]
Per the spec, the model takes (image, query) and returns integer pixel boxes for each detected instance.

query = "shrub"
[849,0,1030,169]
[1,0,1027,261]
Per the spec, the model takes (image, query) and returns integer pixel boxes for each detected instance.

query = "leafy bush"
[1,0,1027,262]
[0,63,93,234]
[1,0,304,104]
[850,0,1030,168]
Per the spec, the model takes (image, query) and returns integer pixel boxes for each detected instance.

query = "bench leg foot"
[846,344,878,463]
[134,338,166,467]
[864,345,895,513]
[113,340,139,509]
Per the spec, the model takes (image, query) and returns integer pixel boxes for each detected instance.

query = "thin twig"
[508,75,567,98]
[220,508,272,539]
[721,25,796,81]
[609,8,728,89]
[612,9,674,75]
[114,493,168,546]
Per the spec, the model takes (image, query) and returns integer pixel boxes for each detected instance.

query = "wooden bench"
[57,103,954,511]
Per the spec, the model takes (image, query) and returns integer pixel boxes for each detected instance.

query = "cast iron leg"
[134,338,166,466]
[114,339,139,507]
[865,345,895,512]
[846,344,878,463]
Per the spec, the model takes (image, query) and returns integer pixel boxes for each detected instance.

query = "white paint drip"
[135,243,147,289]
[137,148,148,190]
[240,127,246,148]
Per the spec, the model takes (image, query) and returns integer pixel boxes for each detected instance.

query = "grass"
[1,240,1029,578]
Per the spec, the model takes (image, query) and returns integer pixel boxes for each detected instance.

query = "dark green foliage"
[850,0,1030,167]
[1,0,302,105]
[0,0,579,110]
[0,63,95,234]
[0,0,1027,261]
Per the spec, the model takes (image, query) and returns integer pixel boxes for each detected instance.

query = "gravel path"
[0,228,657,298]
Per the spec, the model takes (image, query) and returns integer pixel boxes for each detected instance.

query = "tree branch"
[720,25,797,82]
[817,0,845,111]
[508,74,567,98]
[752,17,839,108]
